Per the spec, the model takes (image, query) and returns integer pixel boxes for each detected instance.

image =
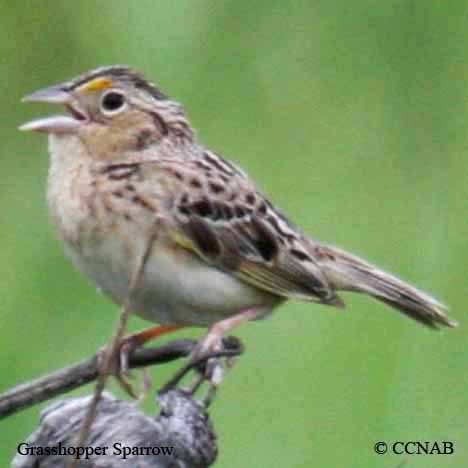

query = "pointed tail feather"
[319,245,457,329]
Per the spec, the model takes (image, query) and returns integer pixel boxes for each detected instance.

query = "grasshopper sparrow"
[20,66,456,360]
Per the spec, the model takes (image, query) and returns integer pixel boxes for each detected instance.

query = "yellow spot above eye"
[80,78,114,93]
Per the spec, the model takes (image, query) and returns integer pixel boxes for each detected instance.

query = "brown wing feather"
[156,153,342,306]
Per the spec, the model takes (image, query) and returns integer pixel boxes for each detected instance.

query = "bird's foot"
[97,324,184,398]
[97,334,143,398]
[159,336,244,406]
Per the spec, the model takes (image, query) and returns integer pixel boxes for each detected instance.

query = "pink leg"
[193,306,266,359]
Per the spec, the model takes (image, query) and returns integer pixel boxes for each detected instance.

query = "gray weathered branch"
[12,389,218,468]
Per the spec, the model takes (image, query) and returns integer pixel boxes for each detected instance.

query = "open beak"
[19,85,88,134]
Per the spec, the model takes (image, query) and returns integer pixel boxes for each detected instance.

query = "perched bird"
[20,66,456,361]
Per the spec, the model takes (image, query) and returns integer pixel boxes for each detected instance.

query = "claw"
[96,336,140,398]
[190,334,222,362]
[158,335,244,403]
[190,334,243,383]
[96,324,184,398]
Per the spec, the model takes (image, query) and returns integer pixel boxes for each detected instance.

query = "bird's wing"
[148,151,342,306]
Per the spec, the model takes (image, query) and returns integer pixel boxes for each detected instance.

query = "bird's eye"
[100,91,126,114]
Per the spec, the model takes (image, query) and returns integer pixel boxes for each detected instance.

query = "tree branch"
[0,336,244,420]
[4,337,244,467]
[0,339,196,419]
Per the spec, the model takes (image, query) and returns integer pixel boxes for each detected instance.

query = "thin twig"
[69,230,159,468]
[0,339,196,419]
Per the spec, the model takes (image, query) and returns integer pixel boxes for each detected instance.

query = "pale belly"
[64,229,280,327]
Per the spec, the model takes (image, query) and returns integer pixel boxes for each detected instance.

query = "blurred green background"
[1,1,467,466]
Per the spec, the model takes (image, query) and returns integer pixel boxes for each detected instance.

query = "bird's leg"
[119,324,184,375]
[194,307,264,357]
[98,324,184,398]
[191,306,265,383]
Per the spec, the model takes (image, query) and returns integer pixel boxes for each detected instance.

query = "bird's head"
[20,66,194,159]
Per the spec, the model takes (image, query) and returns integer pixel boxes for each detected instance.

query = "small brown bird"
[20,66,456,360]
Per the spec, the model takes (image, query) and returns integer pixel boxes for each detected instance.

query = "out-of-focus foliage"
[1,1,467,466]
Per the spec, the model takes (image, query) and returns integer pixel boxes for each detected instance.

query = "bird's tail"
[318,245,457,329]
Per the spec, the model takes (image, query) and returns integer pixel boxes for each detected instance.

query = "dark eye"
[100,91,126,114]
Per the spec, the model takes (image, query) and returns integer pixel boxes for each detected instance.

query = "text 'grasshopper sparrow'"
[20,66,457,364]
